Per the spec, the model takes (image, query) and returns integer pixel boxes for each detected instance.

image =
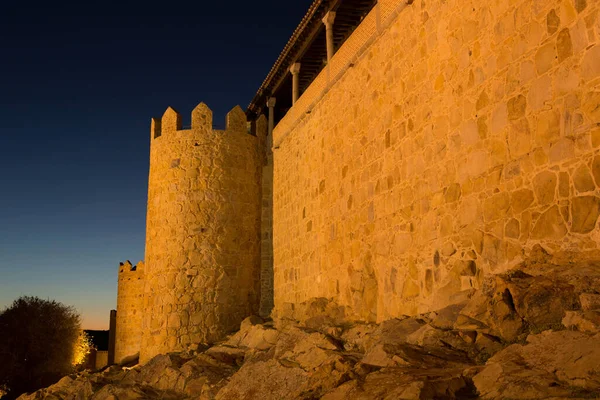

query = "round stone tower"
[115,260,144,364]
[140,103,262,362]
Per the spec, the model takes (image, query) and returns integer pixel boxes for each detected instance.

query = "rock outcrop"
[18,248,600,399]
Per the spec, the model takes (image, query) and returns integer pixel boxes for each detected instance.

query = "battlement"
[151,103,252,139]
[118,260,144,275]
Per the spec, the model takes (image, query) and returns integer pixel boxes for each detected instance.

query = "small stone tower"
[140,103,263,363]
[115,260,145,363]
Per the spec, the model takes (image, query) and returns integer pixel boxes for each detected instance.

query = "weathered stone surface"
[504,218,520,239]
[592,156,600,187]
[531,205,567,239]
[533,170,557,205]
[570,196,600,233]
[444,183,461,203]
[573,164,595,192]
[226,316,279,351]
[507,94,526,120]
[216,359,310,400]
[276,297,347,331]
[547,9,560,34]
[268,0,600,325]
[536,109,561,146]
[559,171,571,197]
[580,293,600,310]
[474,331,600,398]
[557,28,573,62]
[511,189,535,213]
[321,369,475,400]
[574,0,587,12]
[508,118,532,157]
[582,90,600,120]
[401,279,420,298]
[582,46,600,79]
[91,384,148,400]
[494,272,580,333]
[483,192,510,222]
[535,42,556,74]
[562,310,600,332]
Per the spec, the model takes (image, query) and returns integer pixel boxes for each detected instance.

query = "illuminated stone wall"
[272,0,600,323]
[140,104,263,363]
[95,351,109,370]
[115,260,144,364]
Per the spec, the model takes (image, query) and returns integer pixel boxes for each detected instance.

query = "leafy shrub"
[0,296,84,399]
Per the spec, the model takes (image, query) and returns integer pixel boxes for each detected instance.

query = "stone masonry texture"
[272,0,600,323]
[139,104,263,363]
[115,261,145,364]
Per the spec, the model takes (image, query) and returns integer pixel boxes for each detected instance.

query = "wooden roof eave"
[247,0,348,118]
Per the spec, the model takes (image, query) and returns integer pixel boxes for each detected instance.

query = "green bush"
[0,296,84,399]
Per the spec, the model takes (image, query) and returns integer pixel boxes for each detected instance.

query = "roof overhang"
[246,0,376,122]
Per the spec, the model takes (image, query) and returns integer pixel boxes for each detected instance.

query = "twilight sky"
[0,2,312,329]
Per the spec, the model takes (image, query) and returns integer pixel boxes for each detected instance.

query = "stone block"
[508,118,532,157]
[452,260,477,277]
[573,164,595,192]
[559,171,570,198]
[556,28,573,62]
[505,219,520,239]
[582,91,600,121]
[484,192,510,222]
[592,156,600,187]
[582,46,600,80]
[535,43,556,75]
[533,171,557,205]
[402,279,420,299]
[530,81,551,120]
[574,0,587,12]
[580,293,600,310]
[570,196,600,233]
[507,95,527,120]
[546,9,560,34]
[549,138,575,163]
[531,205,567,239]
[511,189,535,213]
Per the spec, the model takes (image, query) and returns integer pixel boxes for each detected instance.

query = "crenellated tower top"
[118,260,144,275]
[150,103,255,140]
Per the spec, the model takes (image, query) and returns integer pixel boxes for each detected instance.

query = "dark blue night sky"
[0,2,312,328]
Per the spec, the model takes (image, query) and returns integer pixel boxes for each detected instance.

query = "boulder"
[215,359,310,400]
[276,297,347,331]
[225,317,279,351]
[474,331,600,398]
[562,310,600,332]
[321,368,476,400]
[91,384,148,400]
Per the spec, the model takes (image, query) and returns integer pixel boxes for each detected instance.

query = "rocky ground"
[19,246,600,399]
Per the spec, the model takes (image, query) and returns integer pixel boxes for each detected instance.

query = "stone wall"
[115,260,144,364]
[95,351,109,370]
[258,117,275,317]
[272,0,600,322]
[140,104,263,363]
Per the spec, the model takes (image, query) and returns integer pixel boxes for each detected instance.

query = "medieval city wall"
[272,0,600,322]
[256,116,275,317]
[115,260,144,364]
[140,104,263,362]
